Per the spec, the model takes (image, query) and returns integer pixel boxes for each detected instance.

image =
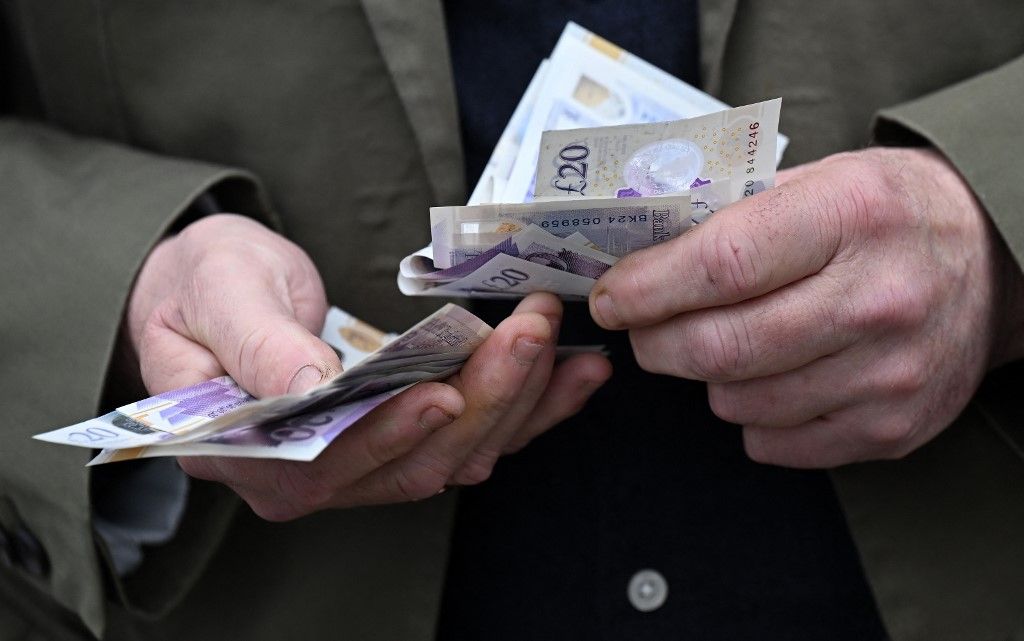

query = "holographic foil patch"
[623,139,704,196]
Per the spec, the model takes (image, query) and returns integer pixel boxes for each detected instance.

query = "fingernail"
[418,406,455,431]
[513,336,546,365]
[594,293,621,328]
[288,365,324,395]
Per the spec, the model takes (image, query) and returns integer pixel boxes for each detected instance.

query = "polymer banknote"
[399,224,617,299]
[498,24,788,203]
[35,304,492,463]
[534,99,781,200]
[429,195,690,269]
[320,306,397,367]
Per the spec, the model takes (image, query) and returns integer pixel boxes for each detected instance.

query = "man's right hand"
[127,214,611,520]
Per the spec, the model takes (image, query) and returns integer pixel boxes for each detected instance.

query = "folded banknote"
[399,101,781,300]
[429,195,691,269]
[399,224,618,299]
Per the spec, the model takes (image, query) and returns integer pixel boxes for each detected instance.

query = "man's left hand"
[589,147,1024,467]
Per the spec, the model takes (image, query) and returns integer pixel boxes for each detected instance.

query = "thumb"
[146,305,341,398]
[225,313,342,397]
[175,285,342,398]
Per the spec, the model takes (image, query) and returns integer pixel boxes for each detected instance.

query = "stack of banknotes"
[36,305,490,464]
[398,23,786,299]
[36,305,603,464]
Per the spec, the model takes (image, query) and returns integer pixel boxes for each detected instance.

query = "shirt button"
[628,569,668,612]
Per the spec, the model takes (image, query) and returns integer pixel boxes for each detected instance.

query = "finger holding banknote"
[351,293,609,499]
[180,294,606,518]
[589,148,1024,467]
[445,293,612,484]
[176,380,466,520]
[127,214,341,397]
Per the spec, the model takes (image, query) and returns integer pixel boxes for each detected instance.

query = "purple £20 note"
[117,376,255,435]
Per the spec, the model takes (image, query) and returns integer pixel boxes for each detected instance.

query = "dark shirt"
[440,3,887,639]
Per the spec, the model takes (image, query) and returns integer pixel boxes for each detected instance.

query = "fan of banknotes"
[36,305,492,464]
[398,22,786,300]
[36,305,602,464]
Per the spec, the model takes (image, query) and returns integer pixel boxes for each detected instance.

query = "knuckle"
[633,354,660,375]
[630,328,684,377]
[699,223,767,300]
[630,334,663,375]
[392,468,447,502]
[687,316,751,381]
[273,463,334,515]
[879,356,928,399]
[190,248,248,287]
[453,449,498,486]
[364,429,406,470]
[834,155,910,235]
[619,253,673,321]
[473,371,517,415]
[741,429,779,465]
[237,324,275,389]
[810,278,845,327]
[706,384,745,424]
[843,158,888,214]
[855,279,928,332]
[862,417,916,451]
[392,453,452,501]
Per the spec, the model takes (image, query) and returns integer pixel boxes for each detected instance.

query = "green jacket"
[1,1,1022,639]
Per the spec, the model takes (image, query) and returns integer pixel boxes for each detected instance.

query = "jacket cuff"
[872,55,1024,269]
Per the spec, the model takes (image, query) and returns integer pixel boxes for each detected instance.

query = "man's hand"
[128,214,611,519]
[589,148,1024,468]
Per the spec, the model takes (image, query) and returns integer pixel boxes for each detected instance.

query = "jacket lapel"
[360,0,466,204]
[698,0,739,94]
[361,0,738,200]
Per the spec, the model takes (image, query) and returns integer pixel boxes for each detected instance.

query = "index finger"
[589,174,844,329]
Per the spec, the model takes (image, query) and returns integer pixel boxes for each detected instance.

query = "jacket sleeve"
[0,118,276,638]
[871,54,1024,452]
[831,54,1024,641]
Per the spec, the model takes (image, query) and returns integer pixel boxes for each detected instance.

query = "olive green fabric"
[874,58,1024,294]
[0,119,271,636]
[1,1,1024,639]
[833,372,1024,641]
[830,58,1024,639]
[1,1,461,638]
[711,0,1024,167]
[702,6,1024,632]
